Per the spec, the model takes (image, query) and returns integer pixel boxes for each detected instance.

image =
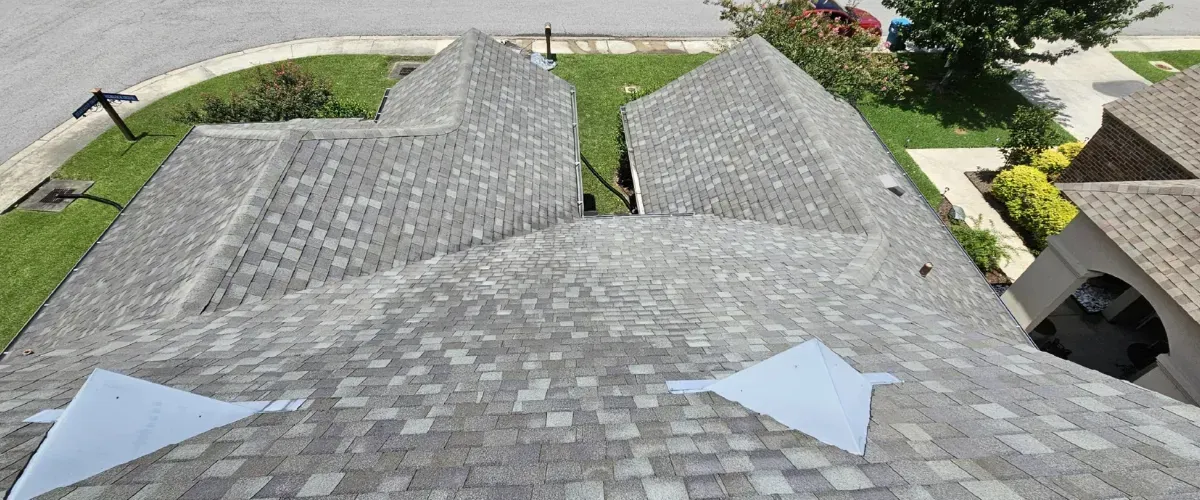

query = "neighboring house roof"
[1060,180,1200,323]
[1105,64,1200,176]
[2,33,1199,500]
[624,35,1020,342]
[17,29,580,347]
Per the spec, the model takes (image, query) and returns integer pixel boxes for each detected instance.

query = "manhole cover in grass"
[1150,60,1180,72]
[17,180,95,212]
[622,85,642,94]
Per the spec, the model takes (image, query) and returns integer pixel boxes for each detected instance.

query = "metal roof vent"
[666,339,899,455]
[17,180,95,212]
[878,174,905,196]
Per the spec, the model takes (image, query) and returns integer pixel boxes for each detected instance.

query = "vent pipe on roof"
[919,262,934,277]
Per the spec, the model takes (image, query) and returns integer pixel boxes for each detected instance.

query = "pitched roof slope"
[623,36,866,232]
[625,36,1021,342]
[17,30,579,348]
[1060,179,1200,323]
[1106,64,1200,176]
[3,217,1199,499]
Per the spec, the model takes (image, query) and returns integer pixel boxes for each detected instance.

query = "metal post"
[92,88,136,141]
[544,23,554,61]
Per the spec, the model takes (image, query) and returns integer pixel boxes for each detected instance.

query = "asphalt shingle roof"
[1106,64,1200,176]
[17,29,580,348]
[1060,180,1200,324]
[624,36,1021,342]
[2,33,1199,500]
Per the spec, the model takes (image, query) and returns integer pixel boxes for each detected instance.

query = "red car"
[797,0,883,37]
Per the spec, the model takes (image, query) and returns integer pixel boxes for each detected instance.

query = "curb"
[1110,36,1200,52]
[0,35,728,212]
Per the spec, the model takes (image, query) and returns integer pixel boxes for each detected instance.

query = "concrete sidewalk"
[909,148,1036,280]
[1009,41,1150,140]
[0,35,726,212]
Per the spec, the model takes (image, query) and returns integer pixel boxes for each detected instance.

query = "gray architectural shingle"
[18,29,580,347]
[2,217,1199,499]
[2,32,1198,500]
[624,36,1022,342]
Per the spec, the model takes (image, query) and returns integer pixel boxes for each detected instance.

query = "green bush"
[949,216,1012,272]
[712,0,912,102]
[992,165,1076,248]
[176,61,370,124]
[1058,141,1085,161]
[1002,105,1060,166]
[1020,192,1078,248]
[1030,148,1070,177]
[992,165,1048,206]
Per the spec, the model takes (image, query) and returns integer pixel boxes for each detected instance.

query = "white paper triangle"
[10,369,258,500]
[668,339,899,455]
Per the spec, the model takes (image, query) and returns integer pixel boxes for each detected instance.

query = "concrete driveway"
[0,0,727,168]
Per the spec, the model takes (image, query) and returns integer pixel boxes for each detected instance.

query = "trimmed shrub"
[1057,141,1085,161]
[949,216,1012,272]
[1002,105,1060,167]
[1020,193,1078,248]
[1030,148,1070,177]
[992,165,1076,249]
[712,0,912,102]
[176,62,370,124]
[992,165,1047,206]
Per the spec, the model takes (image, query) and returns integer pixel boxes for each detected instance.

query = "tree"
[882,0,1167,81]
[1001,105,1059,167]
[712,0,912,102]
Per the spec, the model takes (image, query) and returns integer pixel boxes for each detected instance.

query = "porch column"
[1102,287,1143,322]
[1001,233,1094,332]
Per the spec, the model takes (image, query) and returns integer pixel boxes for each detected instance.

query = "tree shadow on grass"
[876,53,1054,133]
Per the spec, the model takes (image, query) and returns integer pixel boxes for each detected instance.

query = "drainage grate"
[17,180,95,212]
[388,61,424,80]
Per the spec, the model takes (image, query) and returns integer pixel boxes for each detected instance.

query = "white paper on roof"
[9,369,258,500]
[667,339,899,455]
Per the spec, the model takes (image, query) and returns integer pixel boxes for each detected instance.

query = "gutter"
[1,127,198,360]
[849,104,1036,348]
[620,107,646,215]
[570,88,584,216]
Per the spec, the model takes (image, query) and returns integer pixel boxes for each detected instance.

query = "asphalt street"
[2,0,1196,168]
[0,0,728,167]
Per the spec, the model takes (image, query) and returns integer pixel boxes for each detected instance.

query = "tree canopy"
[883,0,1168,79]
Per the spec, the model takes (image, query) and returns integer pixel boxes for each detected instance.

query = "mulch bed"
[937,195,1012,288]
[963,169,1045,255]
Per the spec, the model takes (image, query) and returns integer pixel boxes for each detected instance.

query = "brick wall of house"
[1058,110,1195,183]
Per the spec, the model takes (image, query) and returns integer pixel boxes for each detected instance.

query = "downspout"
[0,127,198,359]
[570,88,584,216]
[620,106,646,215]
[850,104,1035,348]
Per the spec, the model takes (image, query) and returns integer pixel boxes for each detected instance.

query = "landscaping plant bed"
[963,168,1044,254]
[936,196,1012,289]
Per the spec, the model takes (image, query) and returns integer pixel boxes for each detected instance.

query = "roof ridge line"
[347,28,481,139]
[170,129,306,316]
[747,36,888,284]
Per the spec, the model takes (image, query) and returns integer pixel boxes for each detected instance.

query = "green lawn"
[0,55,398,347]
[554,54,715,214]
[857,54,1074,204]
[1112,50,1200,83]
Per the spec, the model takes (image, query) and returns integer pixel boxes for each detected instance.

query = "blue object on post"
[886,17,912,52]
